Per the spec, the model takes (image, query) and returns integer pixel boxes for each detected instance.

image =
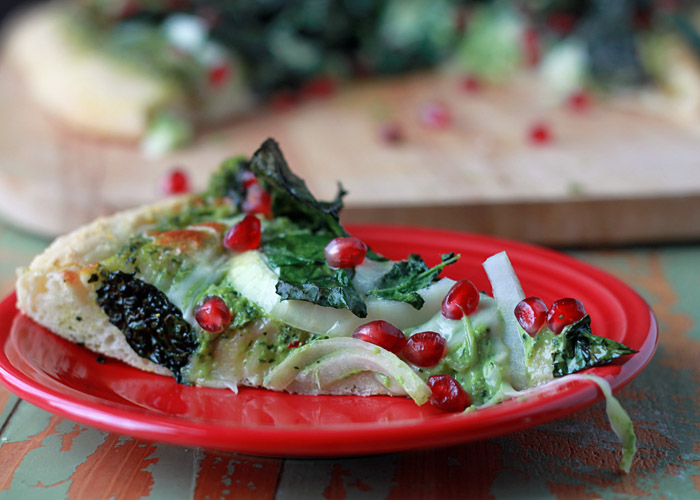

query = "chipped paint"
[0,405,104,499]
[277,457,394,500]
[145,444,196,498]
[192,450,281,499]
[65,435,159,499]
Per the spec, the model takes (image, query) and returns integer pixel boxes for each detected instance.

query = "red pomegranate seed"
[160,168,191,195]
[324,236,368,268]
[441,280,480,320]
[419,102,452,129]
[223,215,261,251]
[287,340,304,349]
[242,184,272,218]
[514,297,548,336]
[194,296,232,333]
[427,375,471,412]
[547,12,577,36]
[547,298,586,334]
[301,76,336,98]
[352,320,406,354]
[567,90,592,112]
[379,122,403,144]
[403,331,446,367]
[528,122,553,145]
[460,76,481,93]
[239,170,258,189]
[208,62,230,87]
[269,90,300,112]
[522,28,541,67]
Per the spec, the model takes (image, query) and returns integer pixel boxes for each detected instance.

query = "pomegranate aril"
[567,90,592,112]
[522,28,541,66]
[528,122,553,145]
[352,320,406,354]
[208,62,230,87]
[160,168,191,195]
[301,76,336,98]
[547,12,577,36]
[195,296,232,333]
[547,297,586,334]
[460,76,481,93]
[419,102,451,129]
[403,331,446,367]
[242,184,272,218]
[379,122,403,144]
[441,280,480,320]
[269,90,300,112]
[324,236,367,268]
[239,170,258,189]
[223,214,261,251]
[427,374,471,412]
[514,296,548,336]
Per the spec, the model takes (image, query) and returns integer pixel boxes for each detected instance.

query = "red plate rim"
[0,224,658,457]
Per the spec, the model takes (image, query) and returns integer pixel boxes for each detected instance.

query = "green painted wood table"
[0,218,698,500]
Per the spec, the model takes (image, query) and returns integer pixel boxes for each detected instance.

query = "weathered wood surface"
[0,220,699,499]
[2,66,700,245]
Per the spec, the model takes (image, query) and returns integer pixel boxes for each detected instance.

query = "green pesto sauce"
[522,328,559,386]
[411,310,510,407]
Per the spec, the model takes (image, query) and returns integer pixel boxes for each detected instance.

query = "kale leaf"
[366,253,459,309]
[205,154,253,209]
[262,231,367,318]
[95,270,197,383]
[552,316,637,378]
[250,138,347,236]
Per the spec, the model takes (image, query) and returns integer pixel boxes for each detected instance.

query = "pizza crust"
[15,197,185,376]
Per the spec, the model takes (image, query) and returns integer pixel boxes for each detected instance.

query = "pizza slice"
[16,139,636,413]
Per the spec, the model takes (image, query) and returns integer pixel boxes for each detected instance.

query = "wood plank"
[1,66,699,245]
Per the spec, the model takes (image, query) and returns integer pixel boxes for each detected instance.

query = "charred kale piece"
[94,270,197,383]
[552,315,638,377]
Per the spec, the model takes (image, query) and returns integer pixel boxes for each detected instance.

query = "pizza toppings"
[194,296,232,333]
[160,168,191,195]
[419,101,452,129]
[352,320,407,355]
[242,184,272,218]
[427,375,471,412]
[441,279,480,320]
[528,122,553,145]
[324,236,368,268]
[223,215,261,251]
[515,296,548,336]
[547,297,587,334]
[403,331,446,368]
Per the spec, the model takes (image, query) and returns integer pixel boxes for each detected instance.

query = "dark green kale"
[576,1,649,88]
[205,155,253,209]
[366,253,459,309]
[262,231,367,317]
[95,270,197,383]
[552,316,637,377]
[249,138,347,236]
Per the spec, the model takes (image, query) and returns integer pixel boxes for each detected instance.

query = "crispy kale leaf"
[250,138,347,236]
[552,316,637,378]
[367,253,459,309]
[262,231,367,317]
[94,270,197,383]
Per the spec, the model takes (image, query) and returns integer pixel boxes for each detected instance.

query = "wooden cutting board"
[1,64,700,246]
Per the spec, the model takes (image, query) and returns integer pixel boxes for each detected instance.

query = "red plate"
[0,225,657,457]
